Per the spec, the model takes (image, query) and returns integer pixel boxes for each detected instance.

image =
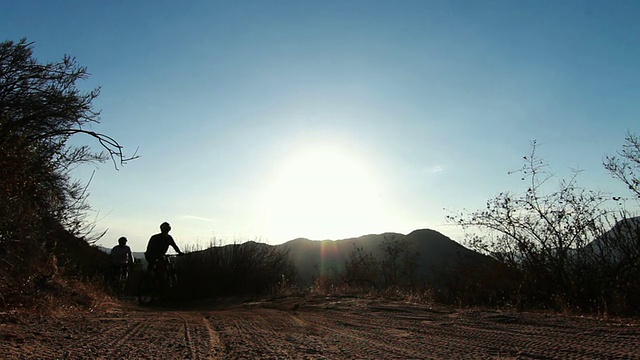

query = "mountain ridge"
[96,228,488,284]
[276,228,488,284]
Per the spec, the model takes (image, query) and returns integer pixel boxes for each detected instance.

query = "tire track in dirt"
[94,319,150,359]
[299,310,431,358]
[265,310,339,357]
[3,300,639,359]
[199,305,640,360]
[206,308,333,359]
[213,311,284,358]
[444,312,640,359]
[177,312,227,360]
[103,320,147,348]
[202,313,226,359]
[381,308,513,358]
[374,308,639,359]
[296,305,640,359]
[209,307,432,359]
[179,316,196,360]
[79,312,221,359]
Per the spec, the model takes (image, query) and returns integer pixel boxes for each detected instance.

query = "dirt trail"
[1,297,639,359]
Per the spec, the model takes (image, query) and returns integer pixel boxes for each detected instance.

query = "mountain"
[96,229,490,285]
[96,245,146,262]
[278,229,489,284]
[585,216,640,262]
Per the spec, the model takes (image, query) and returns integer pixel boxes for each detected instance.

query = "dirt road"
[2,296,639,359]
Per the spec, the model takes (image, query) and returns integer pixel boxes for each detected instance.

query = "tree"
[379,235,420,289]
[0,39,135,165]
[447,141,614,310]
[600,131,640,313]
[604,131,640,200]
[0,38,136,237]
[0,38,136,305]
[343,244,380,288]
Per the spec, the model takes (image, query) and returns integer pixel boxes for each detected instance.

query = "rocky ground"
[1,296,639,359]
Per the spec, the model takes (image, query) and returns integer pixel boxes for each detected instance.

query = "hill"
[0,223,113,311]
[584,216,640,262]
[279,229,489,285]
[96,228,488,284]
[97,245,146,261]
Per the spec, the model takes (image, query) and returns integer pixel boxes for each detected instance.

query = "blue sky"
[2,1,638,251]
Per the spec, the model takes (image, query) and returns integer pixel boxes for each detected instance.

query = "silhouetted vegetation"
[0,38,134,309]
[343,244,380,289]
[448,140,640,315]
[166,241,297,300]
[604,131,640,200]
[343,235,420,290]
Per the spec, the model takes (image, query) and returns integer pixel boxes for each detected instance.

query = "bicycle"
[137,254,180,306]
[113,263,130,294]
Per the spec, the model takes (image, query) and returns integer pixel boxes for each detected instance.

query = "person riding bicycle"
[144,222,183,273]
[110,236,133,285]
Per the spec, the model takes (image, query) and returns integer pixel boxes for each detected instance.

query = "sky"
[1,1,639,251]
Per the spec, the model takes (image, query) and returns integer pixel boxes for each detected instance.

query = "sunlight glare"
[265,144,384,241]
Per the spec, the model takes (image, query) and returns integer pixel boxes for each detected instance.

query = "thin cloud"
[180,215,216,222]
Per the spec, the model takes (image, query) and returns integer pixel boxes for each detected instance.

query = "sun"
[264,143,384,241]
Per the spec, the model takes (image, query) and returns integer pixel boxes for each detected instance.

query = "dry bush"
[169,240,297,300]
[0,223,110,311]
[448,140,640,315]
[426,258,522,309]
[268,277,309,299]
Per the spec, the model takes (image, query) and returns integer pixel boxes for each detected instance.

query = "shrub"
[171,240,297,300]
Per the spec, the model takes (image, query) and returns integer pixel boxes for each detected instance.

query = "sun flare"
[265,144,384,241]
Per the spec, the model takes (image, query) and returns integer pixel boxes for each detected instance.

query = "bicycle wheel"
[166,264,178,289]
[137,271,156,306]
[116,266,128,294]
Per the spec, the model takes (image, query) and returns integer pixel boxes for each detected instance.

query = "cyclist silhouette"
[110,236,133,288]
[144,222,183,269]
